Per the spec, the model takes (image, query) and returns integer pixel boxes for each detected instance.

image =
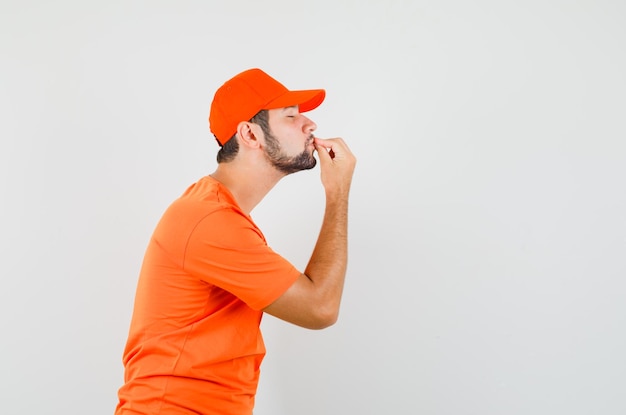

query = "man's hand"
[314,137,357,196]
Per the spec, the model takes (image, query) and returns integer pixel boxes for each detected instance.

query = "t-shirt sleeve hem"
[248,267,301,311]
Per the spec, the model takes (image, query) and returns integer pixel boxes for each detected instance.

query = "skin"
[210,106,356,329]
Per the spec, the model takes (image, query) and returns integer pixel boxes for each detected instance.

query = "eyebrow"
[282,105,299,112]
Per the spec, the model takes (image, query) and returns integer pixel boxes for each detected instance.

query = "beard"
[263,132,317,175]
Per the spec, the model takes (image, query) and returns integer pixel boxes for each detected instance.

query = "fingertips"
[314,143,331,162]
[314,137,331,148]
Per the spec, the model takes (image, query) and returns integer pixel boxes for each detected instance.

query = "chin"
[306,159,317,170]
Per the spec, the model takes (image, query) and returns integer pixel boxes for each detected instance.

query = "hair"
[215,110,270,163]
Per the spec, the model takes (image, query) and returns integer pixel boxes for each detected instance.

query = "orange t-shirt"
[115,176,300,415]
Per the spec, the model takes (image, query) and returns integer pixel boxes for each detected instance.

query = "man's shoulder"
[162,191,243,231]
[177,175,242,210]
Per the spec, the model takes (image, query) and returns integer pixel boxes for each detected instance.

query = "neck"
[210,161,284,215]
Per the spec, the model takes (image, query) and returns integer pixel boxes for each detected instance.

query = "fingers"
[314,137,352,161]
[314,139,332,162]
[314,137,340,150]
[313,137,357,195]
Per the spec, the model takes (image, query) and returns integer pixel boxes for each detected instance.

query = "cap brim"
[264,89,326,113]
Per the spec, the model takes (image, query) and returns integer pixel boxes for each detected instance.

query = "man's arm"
[263,137,356,329]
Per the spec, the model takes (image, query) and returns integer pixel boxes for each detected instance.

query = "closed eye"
[283,105,299,118]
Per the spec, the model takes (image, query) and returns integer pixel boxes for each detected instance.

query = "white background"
[1,1,625,414]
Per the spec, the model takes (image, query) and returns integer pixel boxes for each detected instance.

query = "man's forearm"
[304,192,350,323]
[262,137,355,329]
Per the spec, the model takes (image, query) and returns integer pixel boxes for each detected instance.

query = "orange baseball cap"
[209,68,326,145]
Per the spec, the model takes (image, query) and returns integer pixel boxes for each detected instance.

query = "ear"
[235,121,262,149]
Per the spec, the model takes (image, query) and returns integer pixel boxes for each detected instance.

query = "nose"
[302,115,317,134]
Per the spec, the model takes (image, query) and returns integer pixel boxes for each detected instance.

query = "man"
[115,68,356,415]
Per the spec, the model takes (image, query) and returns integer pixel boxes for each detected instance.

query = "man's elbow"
[308,306,339,330]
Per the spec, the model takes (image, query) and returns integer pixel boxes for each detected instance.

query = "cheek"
[279,132,304,150]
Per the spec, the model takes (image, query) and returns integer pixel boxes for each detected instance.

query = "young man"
[114,68,356,415]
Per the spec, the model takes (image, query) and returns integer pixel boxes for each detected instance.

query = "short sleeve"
[182,208,300,310]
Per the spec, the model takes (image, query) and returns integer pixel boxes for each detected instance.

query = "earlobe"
[236,121,261,149]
